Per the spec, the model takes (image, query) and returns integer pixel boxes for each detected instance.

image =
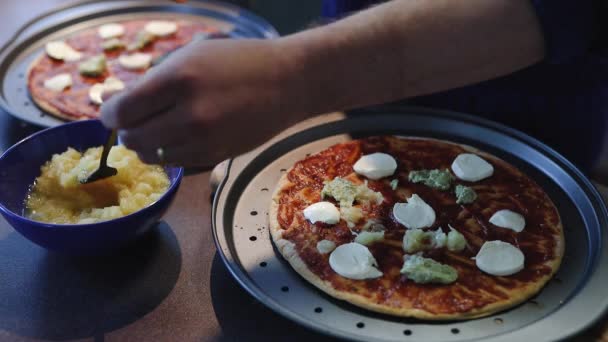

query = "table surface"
[1,2,608,342]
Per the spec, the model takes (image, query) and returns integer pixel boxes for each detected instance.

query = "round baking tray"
[212,107,608,342]
[0,0,278,128]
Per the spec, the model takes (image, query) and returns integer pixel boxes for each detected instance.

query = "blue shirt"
[323,0,608,172]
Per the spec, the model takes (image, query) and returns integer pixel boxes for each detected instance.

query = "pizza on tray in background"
[270,136,564,320]
[28,19,227,121]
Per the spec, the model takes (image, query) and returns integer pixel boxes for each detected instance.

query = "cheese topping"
[144,20,178,37]
[118,53,152,70]
[329,242,383,279]
[393,194,436,229]
[89,77,125,105]
[475,240,525,276]
[489,209,526,232]
[451,153,494,182]
[98,23,125,39]
[316,240,336,254]
[45,41,82,62]
[303,202,340,225]
[353,153,397,180]
[43,73,72,92]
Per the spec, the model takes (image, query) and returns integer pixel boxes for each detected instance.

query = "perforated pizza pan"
[212,108,608,342]
[0,0,278,127]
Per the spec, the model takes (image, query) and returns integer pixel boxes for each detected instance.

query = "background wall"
[247,0,323,35]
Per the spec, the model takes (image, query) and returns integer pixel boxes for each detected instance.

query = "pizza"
[269,136,564,320]
[27,19,226,121]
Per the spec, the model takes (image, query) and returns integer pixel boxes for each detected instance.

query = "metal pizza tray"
[212,107,608,342]
[0,0,278,128]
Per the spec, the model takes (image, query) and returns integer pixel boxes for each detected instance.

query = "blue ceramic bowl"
[0,120,183,254]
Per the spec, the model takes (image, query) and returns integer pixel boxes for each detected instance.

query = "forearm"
[277,0,545,115]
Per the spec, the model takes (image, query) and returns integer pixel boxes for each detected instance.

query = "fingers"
[100,64,180,129]
[118,108,190,152]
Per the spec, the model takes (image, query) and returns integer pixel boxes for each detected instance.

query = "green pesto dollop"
[400,255,458,284]
[321,177,383,207]
[455,184,477,204]
[447,226,467,252]
[128,31,155,51]
[390,179,399,190]
[402,228,446,253]
[78,55,106,76]
[408,169,454,191]
[102,38,125,51]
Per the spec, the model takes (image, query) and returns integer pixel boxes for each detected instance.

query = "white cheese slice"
[489,209,526,232]
[393,194,436,229]
[144,20,178,37]
[303,202,340,225]
[353,153,397,180]
[475,240,525,276]
[89,77,125,105]
[329,242,383,279]
[118,53,152,70]
[354,231,385,246]
[98,23,125,39]
[43,73,72,92]
[316,240,336,254]
[45,41,82,62]
[451,153,494,182]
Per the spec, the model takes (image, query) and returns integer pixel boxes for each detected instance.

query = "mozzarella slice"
[118,53,152,70]
[353,153,397,180]
[45,41,82,61]
[489,209,526,232]
[98,23,125,39]
[475,240,524,276]
[316,240,336,254]
[43,73,72,92]
[329,242,383,279]
[393,194,435,229]
[451,153,494,182]
[144,20,178,37]
[89,77,125,105]
[303,202,340,224]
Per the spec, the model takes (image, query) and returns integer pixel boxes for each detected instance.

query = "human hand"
[100,38,298,168]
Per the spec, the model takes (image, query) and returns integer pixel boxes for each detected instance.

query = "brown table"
[1,2,607,341]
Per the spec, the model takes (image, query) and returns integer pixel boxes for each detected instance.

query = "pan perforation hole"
[18,73,24,78]
[314,307,323,313]
[280,168,287,172]
[553,277,562,284]
[261,188,269,192]
[451,328,460,334]
[249,236,257,241]
[24,102,29,106]
[356,322,364,329]
[259,261,267,267]
[494,318,504,325]
[250,210,258,216]
[403,329,412,336]
[281,286,289,292]
[529,300,541,307]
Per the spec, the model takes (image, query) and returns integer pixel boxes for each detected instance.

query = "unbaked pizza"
[269,136,564,320]
[27,19,226,121]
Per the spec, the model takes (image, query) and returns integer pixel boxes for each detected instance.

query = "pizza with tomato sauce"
[269,136,564,320]
[27,19,226,121]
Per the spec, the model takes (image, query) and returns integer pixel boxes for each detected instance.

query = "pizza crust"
[268,137,564,320]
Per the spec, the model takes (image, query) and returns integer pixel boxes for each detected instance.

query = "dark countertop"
[0,2,607,342]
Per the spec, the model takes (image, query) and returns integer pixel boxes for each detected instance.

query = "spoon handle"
[99,129,117,168]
